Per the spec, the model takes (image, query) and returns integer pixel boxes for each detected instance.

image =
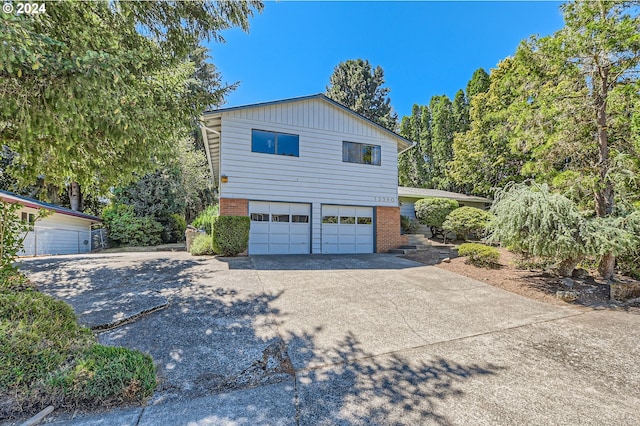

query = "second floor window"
[251,129,299,157]
[342,141,381,166]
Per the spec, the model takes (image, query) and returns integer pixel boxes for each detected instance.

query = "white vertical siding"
[17,207,93,256]
[218,98,402,254]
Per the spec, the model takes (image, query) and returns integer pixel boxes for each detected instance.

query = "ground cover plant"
[0,201,156,418]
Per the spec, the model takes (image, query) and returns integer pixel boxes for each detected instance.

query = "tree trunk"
[594,66,616,279]
[554,257,581,278]
[69,182,82,211]
[598,253,616,281]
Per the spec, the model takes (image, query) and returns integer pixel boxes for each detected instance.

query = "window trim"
[342,141,381,166]
[251,129,300,157]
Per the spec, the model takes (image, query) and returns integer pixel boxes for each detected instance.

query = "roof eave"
[204,94,416,151]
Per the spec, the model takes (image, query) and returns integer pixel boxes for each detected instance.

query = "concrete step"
[388,248,408,255]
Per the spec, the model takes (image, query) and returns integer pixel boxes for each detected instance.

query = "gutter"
[398,140,417,155]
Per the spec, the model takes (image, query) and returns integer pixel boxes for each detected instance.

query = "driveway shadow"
[20,253,504,424]
[221,254,424,271]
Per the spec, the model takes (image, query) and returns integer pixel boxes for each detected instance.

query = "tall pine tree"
[326,59,398,130]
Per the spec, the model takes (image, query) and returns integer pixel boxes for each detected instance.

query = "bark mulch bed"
[401,241,640,313]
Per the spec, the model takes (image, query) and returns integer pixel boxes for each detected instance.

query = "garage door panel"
[322,234,339,244]
[250,244,269,255]
[249,201,310,255]
[321,205,374,254]
[250,234,270,244]
[339,234,357,244]
[290,234,309,244]
[290,204,309,215]
[270,223,290,232]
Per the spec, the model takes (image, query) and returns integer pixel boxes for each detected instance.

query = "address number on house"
[374,196,396,203]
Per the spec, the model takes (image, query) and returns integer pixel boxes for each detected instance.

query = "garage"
[321,205,374,254]
[248,201,311,254]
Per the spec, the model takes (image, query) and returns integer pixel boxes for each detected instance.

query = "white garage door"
[322,205,374,254]
[249,201,311,255]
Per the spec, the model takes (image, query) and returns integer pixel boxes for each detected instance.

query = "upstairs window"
[342,141,381,166]
[252,129,299,157]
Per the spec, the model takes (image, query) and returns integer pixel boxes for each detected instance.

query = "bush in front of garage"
[211,216,250,256]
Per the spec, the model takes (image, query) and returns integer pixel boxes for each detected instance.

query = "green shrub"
[102,203,163,247]
[190,233,215,256]
[0,288,156,415]
[0,290,93,390]
[191,205,219,234]
[211,216,250,256]
[442,206,493,240]
[458,243,500,268]
[618,250,640,280]
[160,213,187,243]
[414,197,459,227]
[488,182,640,277]
[400,215,420,234]
[1,201,49,275]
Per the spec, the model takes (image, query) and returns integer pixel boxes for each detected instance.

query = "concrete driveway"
[19,252,640,425]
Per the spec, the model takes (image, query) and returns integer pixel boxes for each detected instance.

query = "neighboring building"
[398,187,492,220]
[0,190,102,256]
[200,94,415,255]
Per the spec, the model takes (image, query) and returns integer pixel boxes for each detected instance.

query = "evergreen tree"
[452,89,469,134]
[465,68,490,100]
[326,59,398,130]
[430,95,455,190]
[449,59,528,197]
[506,0,640,278]
[398,105,432,187]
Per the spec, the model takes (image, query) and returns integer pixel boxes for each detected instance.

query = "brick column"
[375,206,408,253]
[219,198,248,216]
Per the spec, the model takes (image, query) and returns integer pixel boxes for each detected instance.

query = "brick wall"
[219,198,248,216]
[376,206,407,253]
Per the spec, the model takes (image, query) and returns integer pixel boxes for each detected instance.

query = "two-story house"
[200,94,415,255]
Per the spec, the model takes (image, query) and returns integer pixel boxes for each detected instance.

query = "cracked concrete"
[11,252,640,426]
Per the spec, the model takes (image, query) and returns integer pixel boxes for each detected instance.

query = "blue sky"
[208,1,565,118]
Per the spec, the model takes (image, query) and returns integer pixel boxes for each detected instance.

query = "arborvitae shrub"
[211,216,250,256]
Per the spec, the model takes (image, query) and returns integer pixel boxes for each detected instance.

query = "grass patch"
[0,273,156,418]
